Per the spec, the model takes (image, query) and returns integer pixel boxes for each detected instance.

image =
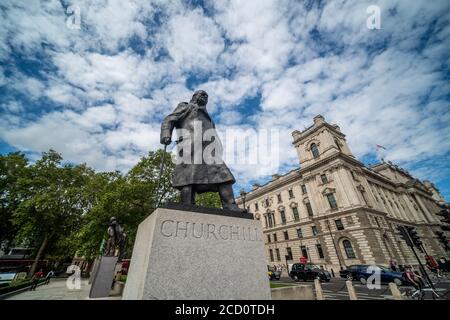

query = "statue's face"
[193,91,208,106]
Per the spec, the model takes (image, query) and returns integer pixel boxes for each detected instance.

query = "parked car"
[340,264,404,286]
[268,266,281,280]
[289,263,331,282]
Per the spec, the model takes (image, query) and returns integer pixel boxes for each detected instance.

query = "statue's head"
[190,90,208,106]
[110,217,117,223]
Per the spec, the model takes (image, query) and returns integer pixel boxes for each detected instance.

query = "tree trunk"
[28,234,49,278]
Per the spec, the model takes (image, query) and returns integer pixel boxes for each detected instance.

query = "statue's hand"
[161,137,171,145]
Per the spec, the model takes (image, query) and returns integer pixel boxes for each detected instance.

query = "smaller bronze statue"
[104,217,126,260]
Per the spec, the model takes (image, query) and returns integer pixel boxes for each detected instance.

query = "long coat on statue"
[160,101,236,191]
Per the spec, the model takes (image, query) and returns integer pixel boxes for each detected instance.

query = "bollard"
[388,282,403,300]
[346,280,358,300]
[314,279,324,300]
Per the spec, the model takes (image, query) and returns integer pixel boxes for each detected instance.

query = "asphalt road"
[272,276,450,300]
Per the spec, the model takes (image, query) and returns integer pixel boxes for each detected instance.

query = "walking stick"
[155,144,168,208]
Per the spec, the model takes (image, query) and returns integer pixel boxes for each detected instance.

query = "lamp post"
[326,219,344,270]
[240,189,247,211]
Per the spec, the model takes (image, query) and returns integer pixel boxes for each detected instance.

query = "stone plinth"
[89,256,118,298]
[122,205,271,300]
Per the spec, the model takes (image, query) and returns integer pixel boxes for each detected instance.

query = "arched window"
[311,143,320,158]
[342,239,356,259]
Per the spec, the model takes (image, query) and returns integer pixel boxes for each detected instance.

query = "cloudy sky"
[1,0,449,200]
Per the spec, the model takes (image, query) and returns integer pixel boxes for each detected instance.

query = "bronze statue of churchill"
[160,90,244,212]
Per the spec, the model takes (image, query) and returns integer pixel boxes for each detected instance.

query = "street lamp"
[326,219,344,270]
[240,189,247,211]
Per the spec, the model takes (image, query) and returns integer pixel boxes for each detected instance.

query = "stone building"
[236,115,449,275]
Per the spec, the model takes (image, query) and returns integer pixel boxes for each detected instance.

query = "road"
[272,275,450,300]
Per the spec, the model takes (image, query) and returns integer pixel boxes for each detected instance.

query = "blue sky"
[1,0,450,200]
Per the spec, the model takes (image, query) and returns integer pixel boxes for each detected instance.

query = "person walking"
[45,270,55,285]
[30,269,44,291]
[389,259,398,272]
[404,266,423,291]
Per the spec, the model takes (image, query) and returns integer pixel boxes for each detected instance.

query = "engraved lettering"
[207,223,218,240]
[219,225,229,240]
[230,225,240,240]
[176,221,189,238]
[161,220,174,237]
[192,222,204,238]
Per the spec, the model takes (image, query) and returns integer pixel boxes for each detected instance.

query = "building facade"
[237,115,449,274]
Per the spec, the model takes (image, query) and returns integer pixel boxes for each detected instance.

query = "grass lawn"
[270,282,296,289]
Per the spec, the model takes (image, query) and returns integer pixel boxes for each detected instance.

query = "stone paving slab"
[6,278,92,300]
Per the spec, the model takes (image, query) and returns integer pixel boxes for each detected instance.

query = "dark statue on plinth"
[160,90,245,213]
[104,217,127,260]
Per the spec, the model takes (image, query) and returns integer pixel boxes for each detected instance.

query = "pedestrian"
[45,270,55,285]
[404,265,422,291]
[30,269,44,291]
[389,259,397,272]
[425,255,441,277]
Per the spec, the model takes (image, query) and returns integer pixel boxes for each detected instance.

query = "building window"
[288,189,294,199]
[264,215,268,228]
[301,184,307,194]
[280,210,286,224]
[343,239,356,259]
[335,139,342,152]
[300,245,308,259]
[277,194,282,203]
[255,203,259,210]
[311,143,320,158]
[312,225,318,236]
[275,248,281,261]
[292,207,299,221]
[283,231,289,240]
[305,202,314,217]
[326,193,338,209]
[286,247,293,260]
[267,214,273,228]
[360,190,368,205]
[335,219,344,230]
[374,216,381,228]
[320,174,328,184]
[297,228,303,238]
[269,249,274,262]
[316,244,324,259]
[271,212,276,226]
[267,234,271,243]
[273,233,278,242]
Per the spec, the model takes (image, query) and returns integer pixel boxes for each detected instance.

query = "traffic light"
[406,226,423,249]
[396,225,413,247]
[436,231,450,251]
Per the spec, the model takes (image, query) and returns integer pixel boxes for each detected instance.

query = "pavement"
[6,278,94,300]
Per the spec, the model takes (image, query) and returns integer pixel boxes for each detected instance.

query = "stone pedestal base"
[89,256,118,298]
[122,206,271,300]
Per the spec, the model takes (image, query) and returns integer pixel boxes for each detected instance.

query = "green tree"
[11,150,94,277]
[196,192,222,208]
[0,152,29,251]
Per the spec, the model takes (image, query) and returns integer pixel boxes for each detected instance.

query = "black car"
[289,263,331,282]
